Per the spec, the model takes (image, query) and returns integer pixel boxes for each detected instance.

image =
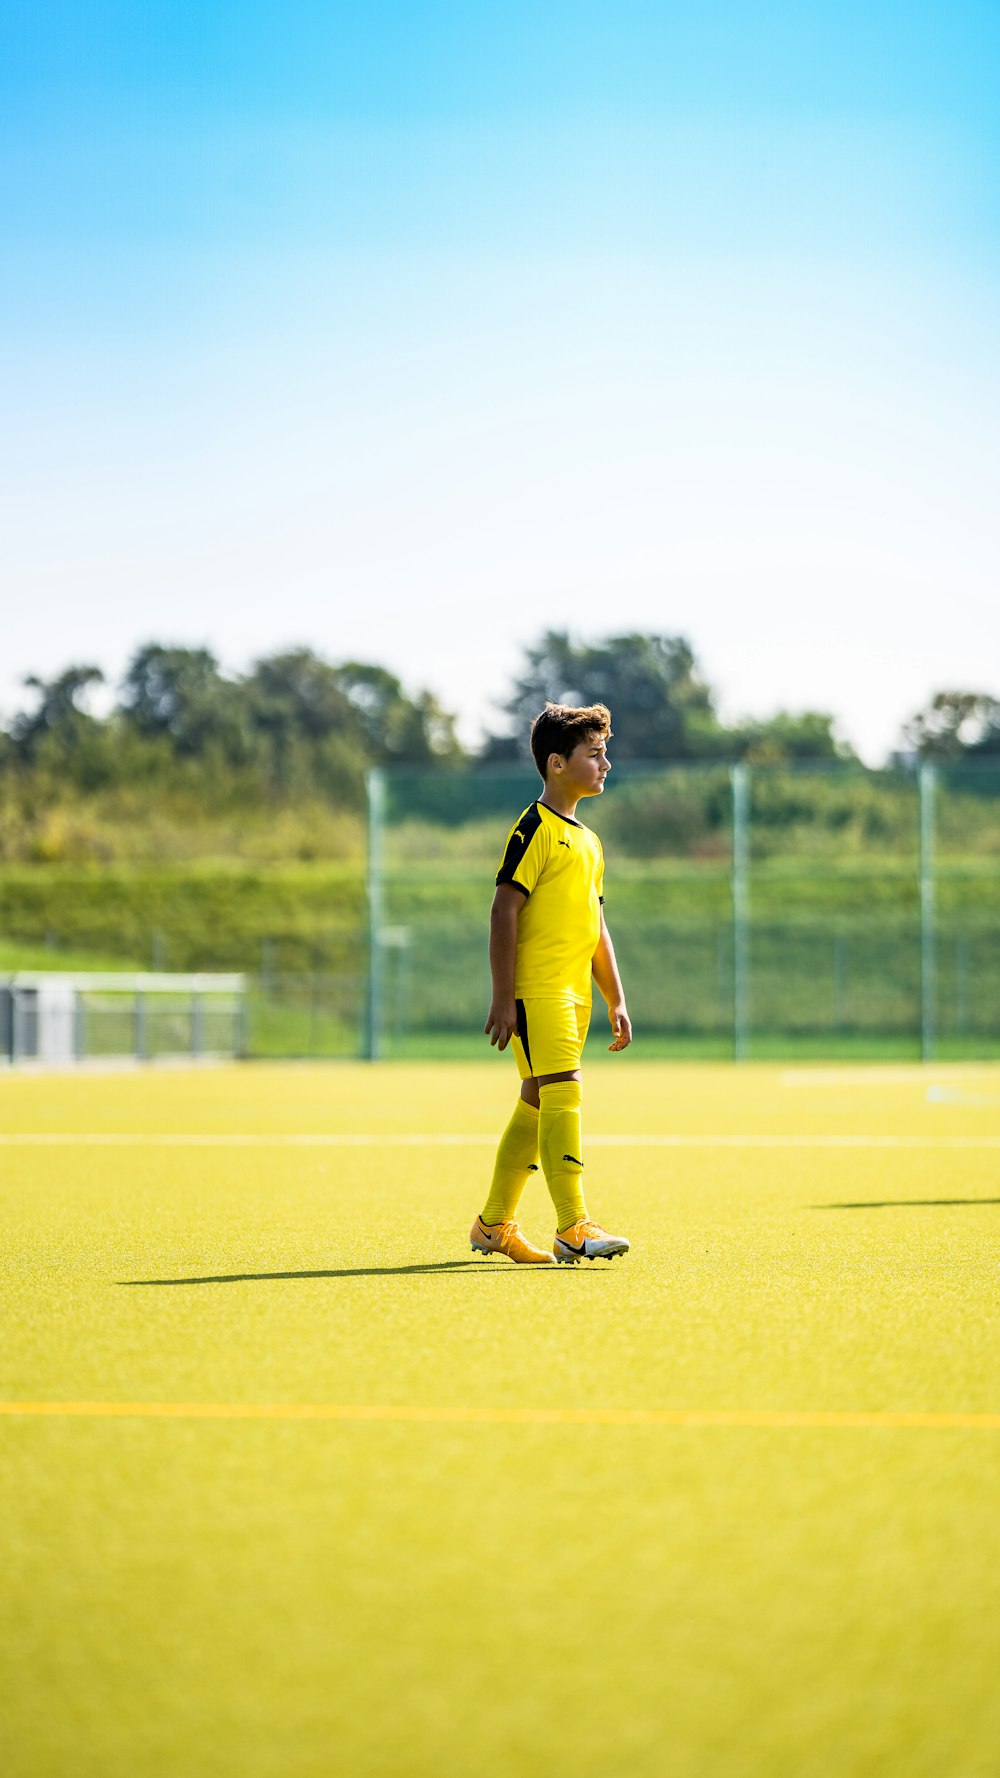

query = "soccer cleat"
[470,1216,556,1265]
[553,1217,630,1264]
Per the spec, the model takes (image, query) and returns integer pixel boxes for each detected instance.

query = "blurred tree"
[483,631,725,762]
[7,666,115,795]
[247,649,358,741]
[11,666,105,757]
[336,662,465,766]
[902,691,1000,759]
[243,650,368,801]
[120,645,244,758]
[731,710,854,762]
[483,632,851,763]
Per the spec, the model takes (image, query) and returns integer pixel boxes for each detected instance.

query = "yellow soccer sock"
[538,1079,588,1231]
[480,1098,540,1225]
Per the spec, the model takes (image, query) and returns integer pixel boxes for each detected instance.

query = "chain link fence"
[6,762,998,1061]
[357,759,1000,1061]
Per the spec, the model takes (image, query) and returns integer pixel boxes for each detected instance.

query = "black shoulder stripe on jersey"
[496,802,543,891]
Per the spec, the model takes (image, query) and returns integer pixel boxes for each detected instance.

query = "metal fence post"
[919,763,936,1061]
[365,768,385,1061]
[833,933,846,1030]
[731,763,750,1061]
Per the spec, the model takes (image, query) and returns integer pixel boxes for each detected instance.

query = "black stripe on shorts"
[515,999,532,1072]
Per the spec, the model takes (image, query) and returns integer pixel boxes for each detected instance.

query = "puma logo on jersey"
[558,839,572,849]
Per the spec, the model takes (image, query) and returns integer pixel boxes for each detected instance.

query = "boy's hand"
[607,1003,632,1052]
[484,998,519,1051]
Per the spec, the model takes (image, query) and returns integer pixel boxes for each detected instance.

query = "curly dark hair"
[529,702,612,780]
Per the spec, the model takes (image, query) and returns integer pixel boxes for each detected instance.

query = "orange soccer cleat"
[553,1217,630,1264]
[470,1216,556,1265]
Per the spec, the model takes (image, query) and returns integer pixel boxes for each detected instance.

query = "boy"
[472,702,632,1265]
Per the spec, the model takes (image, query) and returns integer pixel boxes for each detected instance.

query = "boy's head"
[530,702,612,785]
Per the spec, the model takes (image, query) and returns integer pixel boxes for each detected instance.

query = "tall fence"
[4,762,998,1060]
[361,758,1000,1062]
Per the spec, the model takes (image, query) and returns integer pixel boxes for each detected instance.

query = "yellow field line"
[1,1402,998,1429]
[1,1133,999,1149]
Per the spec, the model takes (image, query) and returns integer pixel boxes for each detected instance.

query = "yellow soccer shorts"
[512,996,591,1079]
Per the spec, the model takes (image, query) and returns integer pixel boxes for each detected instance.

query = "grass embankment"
[3,850,999,1057]
[2,1061,999,1777]
[0,785,366,867]
[0,864,365,972]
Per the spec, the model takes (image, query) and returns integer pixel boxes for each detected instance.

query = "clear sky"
[2,1,998,760]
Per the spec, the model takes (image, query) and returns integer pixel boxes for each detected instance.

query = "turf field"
[2,1059,999,1778]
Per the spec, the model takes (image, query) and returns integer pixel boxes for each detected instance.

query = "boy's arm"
[484,884,524,1050]
[592,909,632,1052]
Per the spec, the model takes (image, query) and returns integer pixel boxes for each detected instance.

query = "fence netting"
[368,760,1000,1061]
[373,763,736,1057]
[934,761,1000,1055]
[8,762,997,1060]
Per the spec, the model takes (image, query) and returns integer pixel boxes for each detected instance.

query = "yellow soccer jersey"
[495,801,605,1003]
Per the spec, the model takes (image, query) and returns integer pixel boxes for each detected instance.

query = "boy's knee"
[538,1077,582,1111]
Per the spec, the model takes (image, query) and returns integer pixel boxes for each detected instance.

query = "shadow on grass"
[118,1259,552,1286]
[816,1198,1000,1210]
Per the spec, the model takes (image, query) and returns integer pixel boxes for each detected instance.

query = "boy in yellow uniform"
[472,701,632,1265]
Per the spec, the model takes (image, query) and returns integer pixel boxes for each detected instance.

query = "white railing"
[0,973,247,1066]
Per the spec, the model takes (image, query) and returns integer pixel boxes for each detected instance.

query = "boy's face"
[548,730,611,798]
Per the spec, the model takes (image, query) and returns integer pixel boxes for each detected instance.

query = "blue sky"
[2,2,998,759]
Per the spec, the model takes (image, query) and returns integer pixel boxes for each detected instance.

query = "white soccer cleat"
[553,1217,630,1264]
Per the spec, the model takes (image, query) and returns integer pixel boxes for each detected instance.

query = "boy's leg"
[471,1019,554,1265]
[534,1000,630,1263]
[537,1074,588,1231]
[480,1086,540,1225]
[524,997,588,1229]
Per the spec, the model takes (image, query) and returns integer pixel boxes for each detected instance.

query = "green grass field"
[2,1059,999,1777]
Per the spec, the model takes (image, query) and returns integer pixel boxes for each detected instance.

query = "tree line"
[2,634,998,819]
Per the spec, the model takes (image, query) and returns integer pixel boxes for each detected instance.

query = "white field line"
[2,1400,999,1430]
[779,1065,1000,1087]
[926,1090,1000,1108]
[1,1132,1000,1150]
